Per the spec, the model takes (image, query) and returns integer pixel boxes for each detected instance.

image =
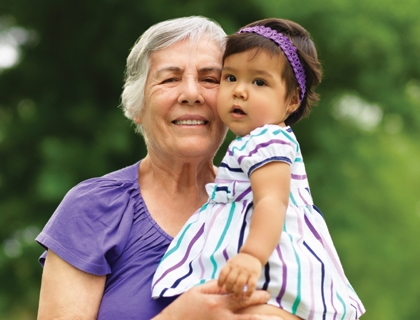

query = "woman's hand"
[153,280,283,320]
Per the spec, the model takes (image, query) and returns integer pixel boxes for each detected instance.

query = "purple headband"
[237,26,306,102]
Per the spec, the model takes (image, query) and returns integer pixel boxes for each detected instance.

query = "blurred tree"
[0,0,419,319]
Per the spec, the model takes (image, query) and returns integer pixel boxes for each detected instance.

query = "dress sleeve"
[36,178,138,276]
[231,125,299,177]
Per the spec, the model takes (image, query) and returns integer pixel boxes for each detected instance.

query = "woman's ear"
[134,112,142,124]
[134,105,146,124]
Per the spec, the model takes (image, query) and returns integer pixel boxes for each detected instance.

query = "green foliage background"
[0,0,419,319]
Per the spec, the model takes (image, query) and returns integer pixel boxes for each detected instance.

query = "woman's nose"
[179,77,203,105]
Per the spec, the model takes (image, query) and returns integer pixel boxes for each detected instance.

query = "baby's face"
[217,49,299,136]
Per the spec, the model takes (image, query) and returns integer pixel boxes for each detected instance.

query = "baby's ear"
[288,88,301,113]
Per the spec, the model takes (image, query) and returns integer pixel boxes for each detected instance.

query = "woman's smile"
[172,115,209,126]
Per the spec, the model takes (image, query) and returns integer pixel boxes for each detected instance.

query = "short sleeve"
[230,125,299,177]
[36,178,139,276]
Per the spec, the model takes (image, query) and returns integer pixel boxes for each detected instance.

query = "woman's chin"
[172,139,220,159]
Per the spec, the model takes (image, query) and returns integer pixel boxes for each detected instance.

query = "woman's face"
[140,37,227,162]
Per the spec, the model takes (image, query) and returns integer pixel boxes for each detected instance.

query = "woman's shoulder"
[66,162,140,201]
[49,161,143,229]
[36,162,144,274]
[101,161,140,182]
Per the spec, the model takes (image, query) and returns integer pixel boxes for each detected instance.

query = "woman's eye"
[162,78,177,83]
[253,79,266,86]
[226,75,236,82]
[203,77,220,84]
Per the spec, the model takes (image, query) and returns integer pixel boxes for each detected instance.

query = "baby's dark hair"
[223,18,322,125]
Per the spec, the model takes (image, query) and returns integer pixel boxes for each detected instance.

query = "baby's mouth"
[232,108,246,115]
[231,106,246,115]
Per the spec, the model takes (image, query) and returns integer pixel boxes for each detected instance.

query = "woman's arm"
[39,253,281,320]
[153,280,283,320]
[218,161,290,296]
[37,250,106,320]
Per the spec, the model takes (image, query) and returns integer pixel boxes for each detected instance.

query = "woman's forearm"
[152,280,281,320]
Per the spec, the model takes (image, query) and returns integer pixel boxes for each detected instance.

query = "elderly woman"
[36,16,282,320]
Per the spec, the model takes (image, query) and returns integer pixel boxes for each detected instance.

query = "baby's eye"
[225,75,236,82]
[253,79,266,86]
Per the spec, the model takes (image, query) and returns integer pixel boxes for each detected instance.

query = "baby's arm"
[218,161,290,297]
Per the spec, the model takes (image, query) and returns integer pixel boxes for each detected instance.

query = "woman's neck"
[138,154,216,236]
[140,154,216,195]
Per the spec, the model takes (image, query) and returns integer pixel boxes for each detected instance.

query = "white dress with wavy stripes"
[151,124,365,320]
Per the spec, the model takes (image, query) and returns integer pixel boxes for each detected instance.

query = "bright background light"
[0,19,32,70]
[0,43,19,68]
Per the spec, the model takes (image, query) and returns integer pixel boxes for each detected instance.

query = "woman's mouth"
[172,120,207,125]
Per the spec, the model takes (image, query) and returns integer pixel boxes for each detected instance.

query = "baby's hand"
[218,253,262,298]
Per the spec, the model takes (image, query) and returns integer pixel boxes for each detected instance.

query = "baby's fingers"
[219,264,238,291]
[218,265,231,288]
[244,274,258,297]
[233,273,249,297]
[224,269,240,293]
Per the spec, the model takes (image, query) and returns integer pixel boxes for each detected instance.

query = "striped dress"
[152,124,365,320]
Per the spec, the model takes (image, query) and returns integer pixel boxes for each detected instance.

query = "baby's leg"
[236,304,303,320]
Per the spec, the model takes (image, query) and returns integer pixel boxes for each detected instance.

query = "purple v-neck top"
[36,161,177,319]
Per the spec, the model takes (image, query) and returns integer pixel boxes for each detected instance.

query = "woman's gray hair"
[121,16,226,133]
